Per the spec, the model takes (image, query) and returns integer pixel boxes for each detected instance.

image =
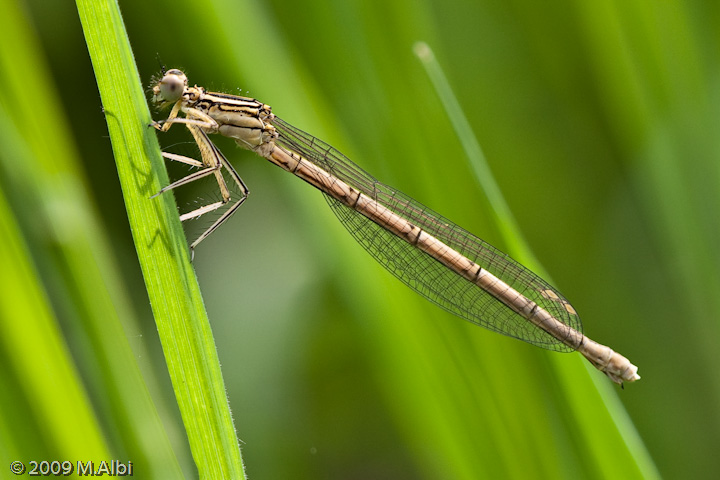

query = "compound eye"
[156,70,187,102]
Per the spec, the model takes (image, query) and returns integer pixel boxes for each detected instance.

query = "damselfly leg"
[152,122,249,253]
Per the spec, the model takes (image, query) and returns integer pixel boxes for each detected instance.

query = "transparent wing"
[273,117,582,351]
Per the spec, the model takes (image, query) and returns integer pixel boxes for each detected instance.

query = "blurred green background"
[2,0,719,478]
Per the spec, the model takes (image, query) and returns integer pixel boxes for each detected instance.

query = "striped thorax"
[153,69,277,156]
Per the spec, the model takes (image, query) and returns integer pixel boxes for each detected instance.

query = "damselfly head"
[153,69,188,106]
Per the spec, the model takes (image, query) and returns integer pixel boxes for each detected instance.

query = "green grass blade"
[0,168,110,463]
[0,0,182,474]
[76,0,245,477]
[413,41,537,265]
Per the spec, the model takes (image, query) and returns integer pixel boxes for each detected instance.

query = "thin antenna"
[155,54,166,74]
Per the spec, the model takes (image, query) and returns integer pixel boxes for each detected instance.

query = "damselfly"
[150,69,640,384]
